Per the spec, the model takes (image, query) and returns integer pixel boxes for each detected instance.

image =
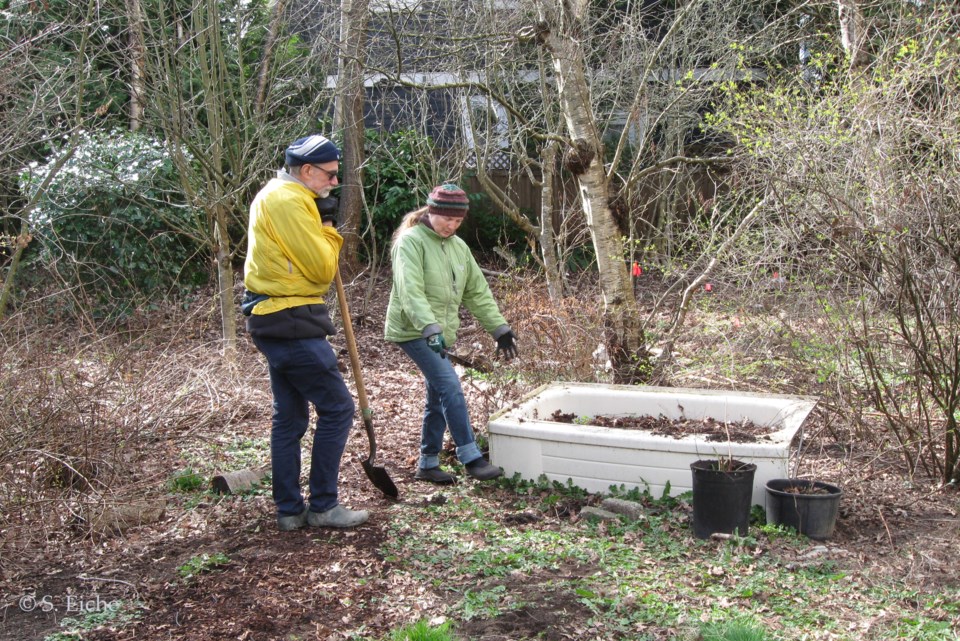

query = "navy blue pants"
[252,335,355,516]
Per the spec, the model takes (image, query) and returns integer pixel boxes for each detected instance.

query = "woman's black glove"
[495,330,518,361]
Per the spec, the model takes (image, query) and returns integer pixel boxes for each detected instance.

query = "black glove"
[495,330,518,361]
[316,196,339,226]
[426,333,447,358]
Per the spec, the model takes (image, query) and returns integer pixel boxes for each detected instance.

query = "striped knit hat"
[284,134,340,167]
[426,184,469,218]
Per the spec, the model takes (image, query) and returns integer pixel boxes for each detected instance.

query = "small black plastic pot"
[765,478,842,540]
[690,459,757,539]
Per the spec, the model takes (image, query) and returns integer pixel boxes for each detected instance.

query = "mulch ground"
[2,273,959,641]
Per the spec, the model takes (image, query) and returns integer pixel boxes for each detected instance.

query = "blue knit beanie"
[285,135,340,167]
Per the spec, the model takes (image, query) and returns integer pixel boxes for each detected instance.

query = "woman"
[384,184,519,484]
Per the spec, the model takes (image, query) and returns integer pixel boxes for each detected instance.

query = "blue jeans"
[398,338,483,469]
[252,335,355,516]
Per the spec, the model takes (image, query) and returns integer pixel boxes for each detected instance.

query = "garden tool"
[333,268,399,498]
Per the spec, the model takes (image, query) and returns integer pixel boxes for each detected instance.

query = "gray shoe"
[465,458,503,481]
[307,504,369,528]
[277,509,308,531]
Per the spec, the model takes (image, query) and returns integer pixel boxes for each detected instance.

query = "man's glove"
[316,196,339,226]
[426,333,447,358]
[495,330,519,361]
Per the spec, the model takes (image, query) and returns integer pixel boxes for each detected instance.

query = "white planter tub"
[488,383,818,506]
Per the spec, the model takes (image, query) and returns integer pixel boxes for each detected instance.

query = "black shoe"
[415,466,456,485]
[465,458,502,481]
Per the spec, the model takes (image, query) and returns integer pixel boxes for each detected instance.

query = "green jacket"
[384,222,509,345]
[243,172,343,315]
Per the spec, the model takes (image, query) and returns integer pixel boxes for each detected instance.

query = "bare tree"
[530,0,647,379]
[334,0,371,268]
[135,0,340,360]
[353,0,799,380]
[0,0,108,320]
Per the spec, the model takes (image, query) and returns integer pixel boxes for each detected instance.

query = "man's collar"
[276,168,314,193]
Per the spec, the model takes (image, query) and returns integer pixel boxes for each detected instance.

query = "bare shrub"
[709,7,960,485]
[0,305,270,578]
[492,271,612,385]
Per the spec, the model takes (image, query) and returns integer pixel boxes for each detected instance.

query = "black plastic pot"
[690,459,757,539]
[765,478,842,540]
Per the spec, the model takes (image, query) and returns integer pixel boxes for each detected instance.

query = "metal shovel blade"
[360,416,399,498]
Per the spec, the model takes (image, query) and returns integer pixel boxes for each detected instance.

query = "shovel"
[333,269,399,499]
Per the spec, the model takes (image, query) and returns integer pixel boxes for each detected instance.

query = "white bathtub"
[488,383,818,506]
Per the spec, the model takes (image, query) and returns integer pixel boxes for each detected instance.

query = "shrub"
[362,129,434,259]
[18,129,207,318]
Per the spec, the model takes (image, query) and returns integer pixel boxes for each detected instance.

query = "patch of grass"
[177,552,230,580]
[379,482,960,640]
[699,620,771,641]
[179,434,270,477]
[166,468,204,493]
[43,600,139,641]
[386,619,457,641]
[221,435,269,469]
[457,586,514,621]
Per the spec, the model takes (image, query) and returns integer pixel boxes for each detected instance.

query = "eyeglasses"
[309,164,339,181]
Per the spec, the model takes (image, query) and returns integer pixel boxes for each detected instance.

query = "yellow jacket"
[243,173,343,315]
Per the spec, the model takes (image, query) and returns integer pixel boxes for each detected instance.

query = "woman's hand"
[427,333,447,358]
[495,331,518,361]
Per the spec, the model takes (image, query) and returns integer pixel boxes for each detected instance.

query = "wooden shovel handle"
[333,268,370,415]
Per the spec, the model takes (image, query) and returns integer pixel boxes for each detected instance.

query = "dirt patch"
[548,410,770,443]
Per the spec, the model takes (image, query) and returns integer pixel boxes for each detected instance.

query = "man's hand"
[495,331,519,361]
[316,196,339,226]
[426,333,447,358]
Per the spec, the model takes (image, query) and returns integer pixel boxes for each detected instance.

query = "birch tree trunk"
[535,0,647,381]
[334,0,370,269]
[213,210,236,361]
[838,0,868,71]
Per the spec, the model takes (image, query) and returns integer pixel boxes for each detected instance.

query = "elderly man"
[243,134,368,531]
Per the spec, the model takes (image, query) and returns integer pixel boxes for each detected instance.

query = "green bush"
[362,129,434,259]
[167,469,205,493]
[19,129,207,317]
[455,190,527,256]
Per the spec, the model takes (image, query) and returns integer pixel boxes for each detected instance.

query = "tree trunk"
[334,0,370,269]
[196,0,236,362]
[837,0,868,71]
[539,140,564,300]
[126,0,146,131]
[537,0,647,381]
[0,226,29,321]
[214,211,237,362]
[254,0,289,117]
